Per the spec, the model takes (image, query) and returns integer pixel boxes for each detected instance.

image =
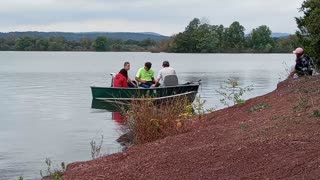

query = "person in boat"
[135,62,155,88]
[288,47,315,79]
[113,68,129,88]
[123,61,138,88]
[152,60,177,87]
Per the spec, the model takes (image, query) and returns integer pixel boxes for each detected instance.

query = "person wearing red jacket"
[113,68,129,88]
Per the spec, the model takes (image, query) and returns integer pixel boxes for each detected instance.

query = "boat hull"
[91,83,199,100]
[91,91,198,111]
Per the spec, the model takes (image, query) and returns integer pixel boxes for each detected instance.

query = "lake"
[0,52,294,180]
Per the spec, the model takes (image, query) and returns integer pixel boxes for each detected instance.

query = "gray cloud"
[0,0,305,35]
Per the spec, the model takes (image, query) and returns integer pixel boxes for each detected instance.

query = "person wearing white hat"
[288,47,315,78]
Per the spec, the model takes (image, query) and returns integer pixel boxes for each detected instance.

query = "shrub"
[216,79,253,107]
[122,96,195,145]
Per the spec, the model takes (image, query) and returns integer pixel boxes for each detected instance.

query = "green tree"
[0,38,11,50]
[184,18,202,53]
[15,36,36,51]
[224,21,245,51]
[273,35,299,53]
[80,38,94,51]
[170,32,190,53]
[194,23,220,53]
[169,18,287,53]
[248,25,274,52]
[93,36,109,51]
[35,39,49,51]
[296,0,320,67]
[164,35,178,53]
[170,18,220,53]
[111,44,123,51]
[49,36,66,44]
[139,38,156,47]
[48,42,65,51]
[185,18,201,33]
[48,36,66,51]
[213,25,225,52]
[125,39,139,45]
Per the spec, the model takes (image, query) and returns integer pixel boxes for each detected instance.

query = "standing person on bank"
[123,61,137,87]
[135,62,155,88]
[152,61,177,87]
[288,47,315,79]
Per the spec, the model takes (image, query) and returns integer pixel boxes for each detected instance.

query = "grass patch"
[311,110,320,117]
[240,124,249,130]
[249,103,269,112]
[293,93,310,112]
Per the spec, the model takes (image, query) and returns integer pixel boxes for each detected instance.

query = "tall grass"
[40,158,65,180]
[90,135,104,159]
[122,96,195,145]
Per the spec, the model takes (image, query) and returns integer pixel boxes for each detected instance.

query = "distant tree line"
[0,35,157,52]
[1,1,318,69]
[0,18,310,56]
[158,18,298,53]
[0,24,300,54]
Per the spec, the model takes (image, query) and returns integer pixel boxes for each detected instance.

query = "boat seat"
[110,73,116,87]
[163,75,178,86]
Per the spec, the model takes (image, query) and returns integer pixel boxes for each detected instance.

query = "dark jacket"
[295,54,314,76]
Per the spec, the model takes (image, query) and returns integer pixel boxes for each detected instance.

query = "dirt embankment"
[64,76,320,180]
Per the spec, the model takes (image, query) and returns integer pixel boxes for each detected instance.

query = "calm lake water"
[0,52,294,179]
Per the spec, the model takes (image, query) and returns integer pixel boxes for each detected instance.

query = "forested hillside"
[0,32,168,41]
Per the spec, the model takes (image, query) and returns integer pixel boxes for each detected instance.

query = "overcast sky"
[0,0,305,36]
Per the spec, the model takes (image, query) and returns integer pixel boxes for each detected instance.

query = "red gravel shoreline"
[64,76,320,180]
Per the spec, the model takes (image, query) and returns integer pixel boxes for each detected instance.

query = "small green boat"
[90,81,200,104]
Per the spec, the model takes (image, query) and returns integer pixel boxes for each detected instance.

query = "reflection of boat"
[112,112,125,124]
[91,81,200,104]
[91,99,126,124]
[91,99,126,112]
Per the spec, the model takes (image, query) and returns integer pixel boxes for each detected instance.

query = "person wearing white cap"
[288,47,315,78]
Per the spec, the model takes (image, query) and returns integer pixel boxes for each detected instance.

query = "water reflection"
[112,112,125,124]
[91,99,122,112]
[91,99,132,150]
[91,99,125,124]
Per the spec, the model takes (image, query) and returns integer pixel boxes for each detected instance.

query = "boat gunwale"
[90,83,200,90]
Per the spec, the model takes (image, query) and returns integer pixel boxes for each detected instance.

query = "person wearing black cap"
[152,61,177,87]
